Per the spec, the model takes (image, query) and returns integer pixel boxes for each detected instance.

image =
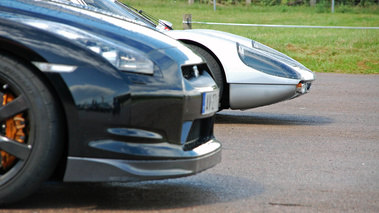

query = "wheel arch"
[0,40,69,180]
[180,39,230,109]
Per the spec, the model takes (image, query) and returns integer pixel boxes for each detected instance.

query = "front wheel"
[0,53,63,205]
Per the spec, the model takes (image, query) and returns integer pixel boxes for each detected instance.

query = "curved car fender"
[165,29,300,85]
[0,18,133,158]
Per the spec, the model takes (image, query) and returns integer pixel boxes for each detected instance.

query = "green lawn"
[121,0,379,74]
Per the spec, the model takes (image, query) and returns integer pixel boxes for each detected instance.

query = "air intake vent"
[183,117,215,151]
[182,64,208,80]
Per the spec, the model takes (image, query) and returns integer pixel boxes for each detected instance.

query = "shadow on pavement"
[4,174,264,210]
[215,111,333,126]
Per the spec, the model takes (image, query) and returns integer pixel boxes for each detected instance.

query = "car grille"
[183,117,215,151]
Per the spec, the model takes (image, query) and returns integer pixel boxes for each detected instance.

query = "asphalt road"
[5,73,379,212]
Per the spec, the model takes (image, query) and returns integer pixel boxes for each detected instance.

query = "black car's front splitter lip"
[63,139,221,182]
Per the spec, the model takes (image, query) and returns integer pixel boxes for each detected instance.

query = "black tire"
[0,53,63,205]
[187,44,225,103]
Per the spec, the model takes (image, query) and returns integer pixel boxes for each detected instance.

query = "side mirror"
[157,19,173,31]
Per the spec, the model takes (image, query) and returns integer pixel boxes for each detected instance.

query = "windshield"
[82,0,157,27]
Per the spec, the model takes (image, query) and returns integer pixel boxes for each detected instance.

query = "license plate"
[202,91,219,114]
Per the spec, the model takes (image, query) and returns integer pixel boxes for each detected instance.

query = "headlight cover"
[251,41,312,72]
[237,43,300,79]
[252,40,292,60]
[24,19,154,75]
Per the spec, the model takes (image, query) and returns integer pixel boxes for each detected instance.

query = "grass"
[121,0,379,74]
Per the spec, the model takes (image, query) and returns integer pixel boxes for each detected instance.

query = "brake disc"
[1,91,26,170]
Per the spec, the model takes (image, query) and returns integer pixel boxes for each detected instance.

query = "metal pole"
[183,14,192,30]
[332,0,335,13]
[214,0,216,11]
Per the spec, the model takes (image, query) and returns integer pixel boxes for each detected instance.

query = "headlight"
[251,40,311,72]
[237,43,300,79]
[24,20,154,75]
[251,41,315,81]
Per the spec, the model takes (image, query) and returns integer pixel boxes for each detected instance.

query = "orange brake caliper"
[1,93,26,170]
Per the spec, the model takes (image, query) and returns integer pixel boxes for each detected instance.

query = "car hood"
[170,29,253,47]
[0,0,204,65]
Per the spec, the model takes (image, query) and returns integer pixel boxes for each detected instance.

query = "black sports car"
[0,0,221,205]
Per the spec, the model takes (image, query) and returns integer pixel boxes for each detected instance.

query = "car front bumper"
[229,82,312,109]
[63,139,221,182]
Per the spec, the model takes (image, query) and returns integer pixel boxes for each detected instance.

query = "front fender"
[165,29,300,85]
